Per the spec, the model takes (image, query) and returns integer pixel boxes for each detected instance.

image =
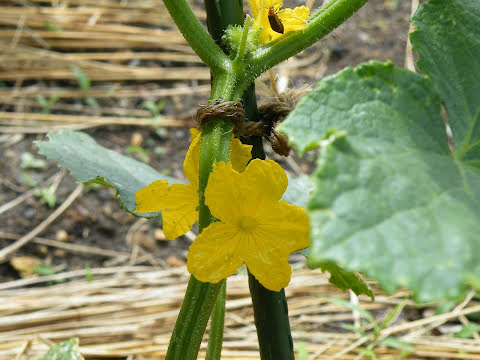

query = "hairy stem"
[162,0,230,73]
[241,0,369,89]
[165,277,223,360]
[165,2,244,359]
[206,281,227,360]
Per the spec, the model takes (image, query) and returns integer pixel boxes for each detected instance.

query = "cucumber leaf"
[36,129,179,217]
[279,61,480,302]
[411,0,480,163]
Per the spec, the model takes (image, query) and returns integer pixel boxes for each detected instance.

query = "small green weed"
[21,152,47,169]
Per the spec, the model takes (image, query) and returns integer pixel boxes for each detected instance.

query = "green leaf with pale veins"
[279,61,480,302]
[35,129,179,217]
[411,0,480,163]
[36,338,84,360]
[281,175,313,208]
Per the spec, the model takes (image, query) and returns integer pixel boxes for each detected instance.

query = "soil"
[1,0,417,282]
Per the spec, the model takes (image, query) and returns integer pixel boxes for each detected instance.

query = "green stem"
[206,281,226,360]
[248,272,294,360]
[204,0,244,47]
[241,83,265,160]
[165,119,234,360]
[162,0,230,73]
[165,2,244,358]
[232,16,252,73]
[165,277,223,360]
[198,119,235,228]
[201,4,247,359]
[241,83,294,360]
[310,0,343,20]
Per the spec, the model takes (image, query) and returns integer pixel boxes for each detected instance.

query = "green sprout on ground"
[71,65,99,109]
[141,99,166,118]
[35,93,62,114]
[21,152,46,169]
[34,186,56,208]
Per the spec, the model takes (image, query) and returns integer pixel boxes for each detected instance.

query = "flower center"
[238,216,257,230]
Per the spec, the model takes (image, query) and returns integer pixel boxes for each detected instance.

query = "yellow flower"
[187,159,310,292]
[135,129,252,240]
[248,0,310,44]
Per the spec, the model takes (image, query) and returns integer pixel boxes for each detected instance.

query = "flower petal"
[205,159,288,223]
[258,201,310,253]
[161,183,198,240]
[248,0,261,19]
[230,137,252,172]
[249,2,308,44]
[243,159,288,203]
[279,6,309,33]
[183,128,201,188]
[184,129,250,185]
[204,162,244,224]
[248,0,284,21]
[253,0,284,43]
[244,245,292,292]
[243,202,309,291]
[135,180,168,213]
[187,222,244,283]
[292,5,310,20]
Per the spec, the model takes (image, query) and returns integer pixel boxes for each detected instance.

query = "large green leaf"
[284,176,374,298]
[411,0,480,162]
[281,175,313,207]
[35,129,179,216]
[36,338,84,360]
[279,61,480,302]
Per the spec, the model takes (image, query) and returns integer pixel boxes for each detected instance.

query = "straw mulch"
[1,266,479,359]
[0,0,208,82]
[0,0,323,134]
[0,0,208,133]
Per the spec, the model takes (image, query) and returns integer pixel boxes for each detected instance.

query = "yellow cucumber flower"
[248,0,310,44]
[135,129,252,240]
[187,159,310,292]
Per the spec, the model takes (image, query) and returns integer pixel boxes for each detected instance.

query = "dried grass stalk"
[0,266,478,359]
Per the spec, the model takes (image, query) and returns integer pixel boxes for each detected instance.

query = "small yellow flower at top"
[135,129,252,240]
[187,159,310,292]
[248,0,310,44]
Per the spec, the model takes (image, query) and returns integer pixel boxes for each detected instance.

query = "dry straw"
[0,0,325,134]
[0,266,479,359]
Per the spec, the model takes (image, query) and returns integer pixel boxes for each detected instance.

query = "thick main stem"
[165,1,243,359]
[165,277,223,360]
[242,83,295,360]
[165,119,234,360]
[248,272,294,360]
